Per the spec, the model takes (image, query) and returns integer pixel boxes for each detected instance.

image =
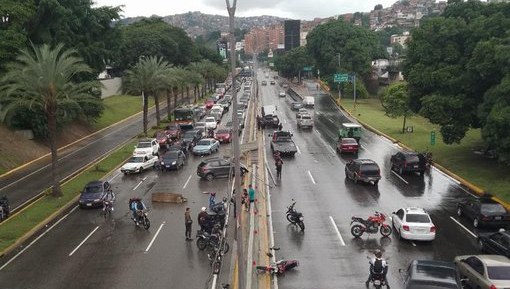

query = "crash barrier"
[151,193,188,203]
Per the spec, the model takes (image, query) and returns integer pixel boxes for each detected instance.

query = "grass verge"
[338,97,510,203]
[93,95,156,130]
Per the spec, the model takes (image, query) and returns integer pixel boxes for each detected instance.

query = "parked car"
[133,139,159,156]
[291,102,303,111]
[192,138,220,155]
[336,137,359,154]
[205,117,217,130]
[338,123,362,143]
[400,260,462,289]
[391,151,427,176]
[197,157,249,181]
[297,113,313,129]
[344,159,381,185]
[392,207,436,241]
[478,229,510,257]
[165,123,182,140]
[278,90,286,97]
[121,153,158,174]
[182,129,203,147]
[155,131,170,146]
[261,80,267,86]
[160,151,186,171]
[454,255,510,289]
[215,128,233,143]
[205,98,215,109]
[296,108,308,118]
[457,195,510,228]
[79,181,112,208]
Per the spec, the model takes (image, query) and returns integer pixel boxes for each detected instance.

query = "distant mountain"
[120,12,287,39]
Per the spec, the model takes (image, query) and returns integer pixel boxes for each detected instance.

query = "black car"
[160,151,185,170]
[197,157,249,181]
[345,159,381,185]
[400,260,462,289]
[182,129,203,147]
[78,181,112,208]
[391,151,427,176]
[478,230,510,257]
[457,196,510,228]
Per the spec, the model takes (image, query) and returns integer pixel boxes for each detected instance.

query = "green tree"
[274,47,314,83]
[380,82,414,133]
[0,44,100,197]
[344,78,369,100]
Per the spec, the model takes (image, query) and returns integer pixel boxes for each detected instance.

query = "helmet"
[201,207,207,212]
[211,192,216,196]
[374,249,382,258]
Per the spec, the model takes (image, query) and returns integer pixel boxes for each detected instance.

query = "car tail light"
[482,215,490,221]
[403,225,410,231]
[489,285,497,289]
[430,226,436,232]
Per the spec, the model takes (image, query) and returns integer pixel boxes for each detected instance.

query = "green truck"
[338,123,362,143]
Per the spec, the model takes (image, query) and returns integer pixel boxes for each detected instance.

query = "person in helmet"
[197,207,210,232]
[366,249,389,288]
[209,192,216,210]
[129,197,146,225]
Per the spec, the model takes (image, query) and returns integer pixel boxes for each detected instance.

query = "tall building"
[243,24,283,54]
[284,20,300,51]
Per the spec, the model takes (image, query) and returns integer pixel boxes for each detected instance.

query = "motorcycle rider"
[366,249,389,288]
[102,189,116,211]
[198,207,211,232]
[209,192,216,210]
[129,197,146,225]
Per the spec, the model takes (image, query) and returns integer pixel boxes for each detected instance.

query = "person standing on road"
[248,184,255,211]
[184,207,193,241]
[230,189,237,218]
[198,207,209,232]
[275,158,283,179]
[209,192,216,209]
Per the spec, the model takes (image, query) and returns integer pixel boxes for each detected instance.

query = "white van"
[303,96,315,108]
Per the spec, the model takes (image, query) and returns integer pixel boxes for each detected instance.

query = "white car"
[279,90,286,97]
[121,153,158,174]
[133,139,159,156]
[303,96,315,108]
[392,207,436,241]
[211,106,224,116]
[205,117,217,130]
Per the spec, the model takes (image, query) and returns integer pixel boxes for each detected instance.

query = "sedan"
[204,98,215,109]
[291,102,303,111]
[454,255,510,289]
[79,181,112,208]
[337,138,359,154]
[270,80,275,85]
[204,117,217,130]
[215,128,233,143]
[182,129,203,147]
[155,131,170,146]
[392,207,436,241]
[278,90,286,97]
[192,138,220,155]
[165,123,182,140]
[160,151,185,170]
[478,230,510,257]
[296,108,308,118]
[457,196,510,228]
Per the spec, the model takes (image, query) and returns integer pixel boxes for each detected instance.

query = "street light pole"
[225,1,244,289]
[337,53,341,102]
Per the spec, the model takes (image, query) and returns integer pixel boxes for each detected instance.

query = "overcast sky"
[93,0,400,20]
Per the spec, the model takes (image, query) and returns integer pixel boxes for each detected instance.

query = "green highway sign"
[334,73,349,83]
[430,131,436,146]
[303,66,313,71]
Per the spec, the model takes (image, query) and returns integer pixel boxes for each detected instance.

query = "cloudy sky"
[93,0,399,20]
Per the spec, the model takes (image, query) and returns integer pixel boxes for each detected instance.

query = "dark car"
[182,129,203,147]
[270,80,275,85]
[457,196,510,228]
[337,138,359,154]
[79,181,111,208]
[478,229,510,257]
[160,151,185,171]
[391,151,426,176]
[166,123,182,140]
[291,102,303,111]
[400,260,462,289]
[197,157,249,181]
[345,159,381,185]
[155,131,170,146]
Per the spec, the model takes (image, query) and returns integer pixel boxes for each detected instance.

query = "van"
[303,96,315,108]
[261,105,277,117]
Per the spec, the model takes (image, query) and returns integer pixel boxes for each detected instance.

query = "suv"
[133,139,159,156]
[391,151,427,176]
[197,157,249,181]
[297,113,313,129]
[344,159,381,185]
[400,260,462,289]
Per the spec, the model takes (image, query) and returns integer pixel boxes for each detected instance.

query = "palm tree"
[0,43,99,197]
[162,67,180,120]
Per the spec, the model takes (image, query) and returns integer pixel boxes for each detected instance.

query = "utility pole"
[225,1,244,289]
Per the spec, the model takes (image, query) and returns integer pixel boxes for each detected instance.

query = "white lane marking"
[69,226,100,256]
[0,205,79,271]
[314,128,336,156]
[410,241,417,247]
[329,216,346,246]
[109,171,121,182]
[449,216,477,238]
[145,222,165,252]
[391,171,408,184]
[360,144,372,154]
[307,170,316,184]
[132,176,148,191]
[295,144,301,154]
[182,174,192,189]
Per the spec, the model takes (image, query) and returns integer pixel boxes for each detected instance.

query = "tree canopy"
[273,47,314,81]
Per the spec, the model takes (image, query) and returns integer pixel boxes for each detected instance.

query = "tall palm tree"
[0,43,99,197]
[162,67,180,120]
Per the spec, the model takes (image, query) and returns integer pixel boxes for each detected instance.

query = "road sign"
[430,131,436,146]
[334,73,349,83]
[303,66,312,71]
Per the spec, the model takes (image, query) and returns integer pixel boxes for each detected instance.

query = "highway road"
[257,70,494,289]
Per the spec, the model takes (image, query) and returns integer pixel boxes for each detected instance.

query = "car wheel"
[473,218,480,228]
[373,180,379,186]
[205,174,214,181]
[139,167,144,173]
[457,207,462,217]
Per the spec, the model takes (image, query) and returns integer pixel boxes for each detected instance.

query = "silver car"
[454,255,510,289]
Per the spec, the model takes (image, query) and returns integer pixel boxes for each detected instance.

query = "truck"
[269,130,297,157]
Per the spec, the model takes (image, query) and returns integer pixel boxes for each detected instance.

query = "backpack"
[373,259,383,274]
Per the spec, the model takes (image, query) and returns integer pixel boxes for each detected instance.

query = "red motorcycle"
[256,259,299,275]
[350,212,392,238]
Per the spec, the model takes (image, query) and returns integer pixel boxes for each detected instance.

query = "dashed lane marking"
[360,144,372,154]
[329,216,346,246]
[132,176,148,191]
[145,221,165,252]
[69,226,100,256]
[307,170,316,184]
[182,175,192,189]
[391,171,409,184]
[295,144,301,155]
[449,216,477,238]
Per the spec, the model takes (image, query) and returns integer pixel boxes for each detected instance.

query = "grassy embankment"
[337,97,509,203]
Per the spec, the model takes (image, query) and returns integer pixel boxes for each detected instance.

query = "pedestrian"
[275,158,283,179]
[209,192,216,210]
[230,189,237,218]
[316,83,319,90]
[242,189,249,211]
[184,207,193,241]
[248,184,255,211]
[198,207,209,232]
[278,123,283,131]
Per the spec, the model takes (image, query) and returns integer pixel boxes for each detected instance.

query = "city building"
[284,20,300,51]
[390,31,411,47]
[244,24,282,54]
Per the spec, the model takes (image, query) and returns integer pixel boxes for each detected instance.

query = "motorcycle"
[102,200,113,218]
[0,196,10,222]
[286,199,305,231]
[367,256,390,289]
[350,212,392,238]
[196,229,230,254]
[134,209,150,230]
[256,259,299,275]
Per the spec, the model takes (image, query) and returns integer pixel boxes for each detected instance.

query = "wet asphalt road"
[258,72,494,289]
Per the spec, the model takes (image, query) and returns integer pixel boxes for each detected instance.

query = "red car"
[215,128,233,143]
[155,131,170,146]
[337,138,359,154]
[166,123,182,140]
[204,99,215,109]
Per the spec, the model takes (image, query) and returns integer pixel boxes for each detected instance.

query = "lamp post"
[337,53,341,102]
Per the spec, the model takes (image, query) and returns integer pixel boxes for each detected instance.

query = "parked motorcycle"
[350,212,392,238]
[134,209,150,230]
[286,199,305,231]
[196,229,230,254]
[256,259,299,275]
[0,196,10,222]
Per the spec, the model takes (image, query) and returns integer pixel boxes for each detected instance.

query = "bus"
[173,106,194,130]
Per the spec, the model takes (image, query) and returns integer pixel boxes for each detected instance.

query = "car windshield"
[137,142,151,148]
[487,266,510,280]
[205,118,215,123]
[406,214,431,223]
[406,155,420,163]
[361,164,379,174]
[129,156,144,163]
[167,125,178,130]
[217,129,230,134]
[343,139,358,144]
[163,152,179,159]
[197,140,210,146]
[301,116,311,120]
[481,203,507,214]
[84,184,102,194]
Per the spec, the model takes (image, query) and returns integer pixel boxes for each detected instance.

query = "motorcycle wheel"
[143,217,150,230]
[351,224,364,238]
[286,213,295,224]
[196,238,208,250]
[221,242,230,254]
[380,225,392,237]
[298,221,305,231]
